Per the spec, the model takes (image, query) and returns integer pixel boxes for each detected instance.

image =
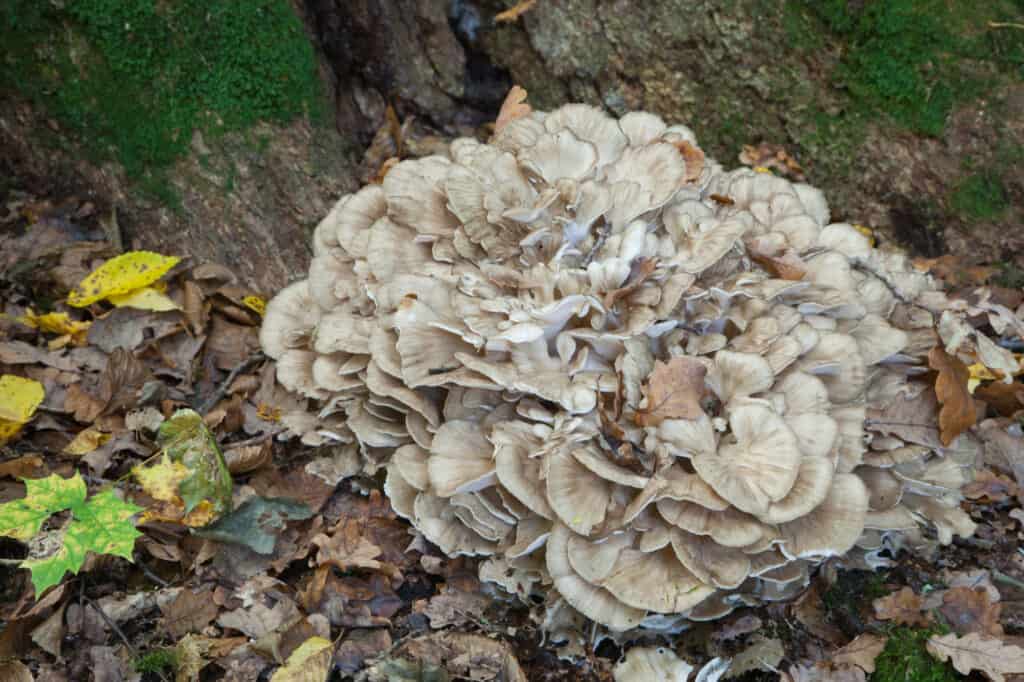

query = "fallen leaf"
[335,629,392,675]
[866,387,943,449]
[494,85,531,134]
[929,347,976,446]
[313,518,399,578]
[160,586,219,639]
[0,455,45,479]
[635,357,707,426]
[241,295,266,317]
[963,469,1019,503]
[873,587,930,627]
[0,660,34,682]
[495,0,538,23]
[975,381,1024,417]
[926,632,1024,682]
[832,634,887,674]
[62,426,111,456]
[362,632,527,682]
[750,247,807,280]
[939,587,1003,636]
[18,310,91,346]
[0,374,45,445]
[195,496,312,554]
[604,258,659,308]
[726,635,784,678]
[268,636,333,682]
[738,142,805,180]
[107,285,180,312]
[675,140,706,183]
[67,251,180,307]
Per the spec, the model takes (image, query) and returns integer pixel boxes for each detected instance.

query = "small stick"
[196,352,265,415]
[84,594,137,656]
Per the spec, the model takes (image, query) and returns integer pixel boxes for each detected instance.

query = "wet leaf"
[929,347,977,446]
[67,251,180,307]
[873,587,930,626]
[195,496,312,554]
[926,632,1024,682]
[270,636,333,682]
[0,374,45,445]
[494,85,532,133]
[0,473,142,596]
[635,357,707,426]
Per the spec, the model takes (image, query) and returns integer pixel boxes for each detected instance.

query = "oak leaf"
[939,587,1003,636]
[873,587,930,627]
[832,634,887,674]
[635,357,707,426]
[926,632,1024,682]
[929,347,976,446]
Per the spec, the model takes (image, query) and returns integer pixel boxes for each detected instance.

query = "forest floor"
[1,123,1024,682]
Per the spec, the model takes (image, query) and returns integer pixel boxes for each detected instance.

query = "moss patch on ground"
[789,0,1024,137]
[873,626,959,682]
[0,0,323,204]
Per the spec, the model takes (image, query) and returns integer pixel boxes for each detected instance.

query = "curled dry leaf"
[494,85,531,134]
[929,347,977,446]
[926,632,1024,682]
[635,356,707,426]
[832,634,887,674]
[494,0,538,23]
[873,587,930,627]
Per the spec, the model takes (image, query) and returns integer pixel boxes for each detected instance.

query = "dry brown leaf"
[926,632,1024,682]
[604,258,658,308]
[0,660,34,682]
[494,85,532,134]
[160,586,219,639]
[939,587,1003,636]
[312,518,400,579]
[635,357,707,426]
[751,248,807,281]
[975,381,1024,417]
[738,142,805,180]
[963,469,1019,503]
[224,441,273,474]
[832,634,887,674]
[674,140,706,183]
[866,387,943,449]
[911,255,996,286]
[873,587,930,627]
[0,455,45,479]
[930,346,977,445]
[495,0,538,23]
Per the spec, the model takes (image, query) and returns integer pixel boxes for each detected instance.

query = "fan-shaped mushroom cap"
[261,101,976,638]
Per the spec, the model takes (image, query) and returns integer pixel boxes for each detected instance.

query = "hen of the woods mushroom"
[261,103,980,642]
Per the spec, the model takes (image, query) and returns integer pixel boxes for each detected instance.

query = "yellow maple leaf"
[67,251,181,307]
[0,375,45,446]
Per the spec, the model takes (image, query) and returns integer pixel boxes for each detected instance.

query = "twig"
[196,352,265,415]
[0,557,24,565]
[134,553,170,587]
[223,428,285,450]
[84,594,137,656]
[989,20,1024,30]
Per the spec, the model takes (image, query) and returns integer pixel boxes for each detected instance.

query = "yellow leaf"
[133,454,217,527]
[242,295,266,316]
[968,362,997,393]
[19,310,91,345]
[0,375,45,446]
[853,223,877,246]
[108,286,181,311]
[63,426,112,456]
[270,636,333,682]
[67,251,181,307]
[752,166,772,174]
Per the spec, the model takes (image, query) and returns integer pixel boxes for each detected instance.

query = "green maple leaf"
[0,473,142,597]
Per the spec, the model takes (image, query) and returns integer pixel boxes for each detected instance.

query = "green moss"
[949,172,1010,221]
[788,0,1024,136]
[1,0,324,204]
[872,626,958,682]
[133,647,177,675]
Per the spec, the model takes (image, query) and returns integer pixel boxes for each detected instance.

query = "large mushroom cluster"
[260,104,977,633]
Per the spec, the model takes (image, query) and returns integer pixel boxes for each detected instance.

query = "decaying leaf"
[832,634,887,674]
[494,0,537,23]
[873,587,930,627]
[635,357,707,426]
[494,85,531,134]
[929,347,977,446]
[195,496,312,555]
[939,587,1003,636]
[134,454,218,527]
[67,250,180,307]
[926,632,1024,682]
[156,409,233,518]
[0,374,45,445]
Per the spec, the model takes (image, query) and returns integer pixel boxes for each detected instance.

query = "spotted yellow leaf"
[67,251,180,307]
[19,310,91,344]
[108,286,181,312]
[0,375,45,445]
[242,295,266,316]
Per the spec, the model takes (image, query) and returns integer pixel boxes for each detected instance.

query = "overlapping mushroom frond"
[260,104,978,633]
